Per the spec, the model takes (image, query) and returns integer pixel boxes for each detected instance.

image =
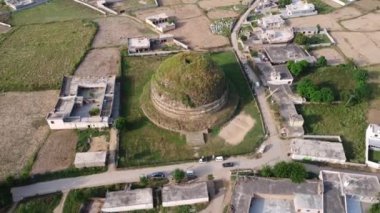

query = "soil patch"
[89,136,109,152]
[92,16,154,48]
[207,9,238,19]
[332,31,380,66]
[74,48,120,77]
[135,4,203,20]
[198,0,241,10]
[31,130,77,175]
[341,12,380,31]
[219,111,255,145]
[0,90,58,180]
[311,48,345,65]
[159,0,182,5]
[352,0,380,12]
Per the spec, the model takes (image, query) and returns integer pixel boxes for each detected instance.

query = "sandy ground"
[341,13,380,31]
[352,0,380,12]
[198,0,241,10]
[0,90,58,180]
[207,9,239,19]
[332,31,380,66]
[311,48,345,65]
[219,111,255,145]
[92,16,154,48]
[31,130,77,175]
[135,4,203,20]
[74,48,120,77]
[89,136,109,152]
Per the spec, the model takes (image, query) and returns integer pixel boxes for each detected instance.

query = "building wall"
[291,154,346,164]
[162,197,209,207]
[47,119,109,129]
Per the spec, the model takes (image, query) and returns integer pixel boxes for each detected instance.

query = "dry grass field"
[0,20,97,91]
[159,0,182,6]
[352,0,380,12]
[331,32,380,66]
[74,48,120,77]
[341,12,380,31]
[31,130,77,175]
[135,4,203,20]
[92,16,155,48]
[311,48,345,65]
[0,90,58,180]
[207,9,239,19]
[198,0,242,10]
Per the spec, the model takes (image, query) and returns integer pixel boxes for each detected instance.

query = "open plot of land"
[311,48,345,65]
[118,51,264,167]
[31,130,77,175]
[108,0,157,13]
[0,20,96,91]
[332,31,380,66]
[352,0,380,13]
[159,0,182,6]
[198,0,242,11]
[0,90,58,180]
[74,48,120,77]
[341,12,380,31]
[366,65,380,124]
[207,9,239,19]
[10,0,100,26]
[329,6,362,20]
[135,4,203,20]
[219,111,255,145]
[320,0,342,8]
[92,16,154,48]
[89,136,109,152]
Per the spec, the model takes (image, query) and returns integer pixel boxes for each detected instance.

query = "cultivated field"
[207,9,239,19]
[10,0,100,26]
[198,0,242,11]
[31,130,77,175]
[311,48,345,65]
[331,32,380,66]
[135,5,229,49]
[108,0,157,13]
[92,16,154,48]
[341,12,380,31]
[74,48,121,77]
[0,90,58,180]
[0,20,97,91]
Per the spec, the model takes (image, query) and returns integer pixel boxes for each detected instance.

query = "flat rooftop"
[102,188,153,211]
[340,172,380,198]
[250,197,295,213]
[264,44,315,64]
[257,63,293,85]
[74,151,107,165]
[290,139,346,162]
[162,182,209,204]
[294,193,322,211]
[128,37,150,49]
[146,13,170,21]
[232,177,320,213]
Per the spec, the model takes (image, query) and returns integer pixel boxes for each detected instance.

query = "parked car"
[148,172,166,179]
[222,162,234,167]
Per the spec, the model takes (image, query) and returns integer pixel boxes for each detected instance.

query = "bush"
[139,176,149,187]
[294,33,308,45]
[278,0,291,8]
[370,203,380,213]
[296,79,335,103]
[114,117,127,130]
[173,169,186,183]
[316,56,327,67]
[287,60,309,77]
[89,108,100,116]
[259,165,273,177]
[320,87,334,103]
[272,161,307,183]
[240,35,247,41]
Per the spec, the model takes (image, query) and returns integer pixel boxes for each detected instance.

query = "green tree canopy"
[173,169,186,183]
[316,56,327,67]
[278,0,292,8]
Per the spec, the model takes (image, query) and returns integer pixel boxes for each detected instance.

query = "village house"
[145,13,176,33]
[281,1,318,18]
[46,75,116,129]
[258,14,285,29]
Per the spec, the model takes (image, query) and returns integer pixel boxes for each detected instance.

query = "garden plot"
[31,130,77,175]
[332,31,380,66]
[0,90,58,180]
[92,16,155,48]
[74,48,120,77]
[198,0,242,11]
[311,48,345,65]
[341,12,380,31]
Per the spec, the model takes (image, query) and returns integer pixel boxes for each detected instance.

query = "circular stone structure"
[141,52,239,132]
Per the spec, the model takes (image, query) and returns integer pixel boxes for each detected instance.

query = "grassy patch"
[369,150,380,163]
[309,0,335,14]
[118,51,264,167]
[298,65,369,162]
[63,184,125,213]
[76,129,110,152]
[10,0,100,26]
[0,20,97,91]
[15,193,62,213]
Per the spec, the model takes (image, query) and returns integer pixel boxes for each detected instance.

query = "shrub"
[370,203,380,213]
[114,117,127,130]
[259,165,273,177]
[139,176,149,187]
[272,161,307,183]
[278,0,291,8]
[287,60,309,77]
[240,35,247,41]
[294,33,308,45]
[320,87,334,103]
[173,169,186,183]
[316,56,327,67]
[89,108,100,116]
[273,161,291,178]
[208,174,214,180]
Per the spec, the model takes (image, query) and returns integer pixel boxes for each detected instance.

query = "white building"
[162,182,209,207]
[293,193,323,213]
[127,37,151,54]
[290,139,346,164]
[281,1,318,18]
[46,75,116,130]
[102,189,154,212]
[4,0,46,10]
[145,13,176,33]
[258,14,285,29]
[74,151,107,168]
[365,124,380,169]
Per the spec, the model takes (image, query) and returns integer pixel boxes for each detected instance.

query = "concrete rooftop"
[162,182,209,203]
[290,139,347,162]
[102,188,153,210]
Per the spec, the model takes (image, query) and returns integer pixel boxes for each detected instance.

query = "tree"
[316,56,327,67]
[278,0,292,8]
[114,117,127,130]
[296,79,316,98]
[320,87,334,103]
[173,169,186,183]
[355,81,371,100]
[259,165,273,177]
[288,60,310,77]
[310,90,322,102]
[370,203,380,213]
[294,33,308,45]
[273,161,291,178]
[139,176,149,187]
[288,162,307,183]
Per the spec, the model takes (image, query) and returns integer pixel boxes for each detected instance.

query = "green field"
[15,193,62,213]
[118,51,264,167]
[0,20,97,91]
[298,66,369,162]
[309,0,335,14]
[10,0,100,26]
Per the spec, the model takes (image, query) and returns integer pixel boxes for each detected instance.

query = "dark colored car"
[222,162,234,167]
[149,172,166,179]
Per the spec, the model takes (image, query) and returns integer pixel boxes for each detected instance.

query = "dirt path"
[53,191,69,213]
